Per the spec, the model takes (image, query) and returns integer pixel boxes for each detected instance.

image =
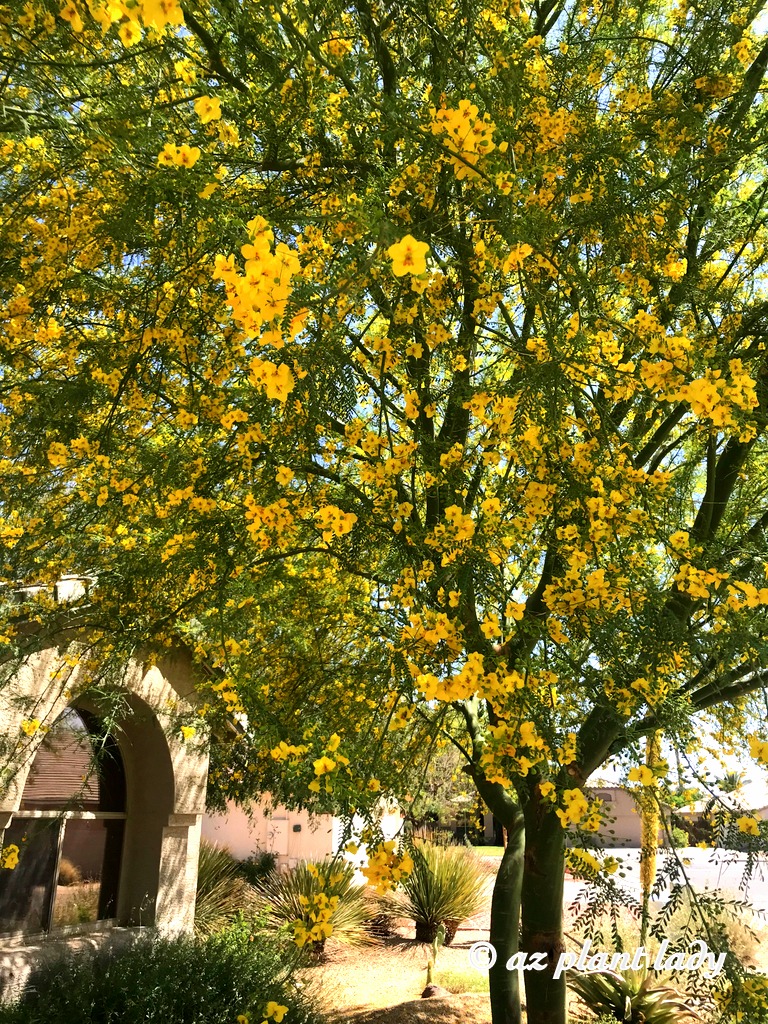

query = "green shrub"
[238,849,278,886]
[568,967,699,1023]
[253,856,373,952]
[377,840,489,944]
[0,924,324,1024]
[195,839,257,937]
[670,827,689,849]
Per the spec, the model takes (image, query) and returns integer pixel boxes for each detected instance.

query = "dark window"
[0,708,126,935]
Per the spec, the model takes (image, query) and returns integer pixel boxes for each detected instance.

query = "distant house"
[580,787,672,849]
[480,787,671,850]
[202,799,403,872]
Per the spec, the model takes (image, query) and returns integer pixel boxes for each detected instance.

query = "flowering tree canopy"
[1,0,768,1021]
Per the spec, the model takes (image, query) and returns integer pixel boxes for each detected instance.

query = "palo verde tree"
[2,1,768,1022]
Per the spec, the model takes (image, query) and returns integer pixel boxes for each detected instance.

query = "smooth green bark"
[521,790,568,1024]
[488,814,525,1024]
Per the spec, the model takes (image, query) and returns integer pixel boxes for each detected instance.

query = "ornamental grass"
[252,855,374,952]
[194,838,258,937]
[376,840,489,944]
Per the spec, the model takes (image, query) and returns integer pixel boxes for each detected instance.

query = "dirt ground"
[297,857,759,1024]
[298,869,592,1024]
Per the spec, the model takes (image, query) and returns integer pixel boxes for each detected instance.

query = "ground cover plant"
[1,1,768,1022]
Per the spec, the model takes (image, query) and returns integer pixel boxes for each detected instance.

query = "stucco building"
[0,590,208,998]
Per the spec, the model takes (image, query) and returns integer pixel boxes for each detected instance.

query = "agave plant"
[376,840,489,944]
[252,855,373,952]
[569,967,701,1024]
[194,839,257,937]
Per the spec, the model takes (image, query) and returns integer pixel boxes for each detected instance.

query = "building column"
[154,813,202,936]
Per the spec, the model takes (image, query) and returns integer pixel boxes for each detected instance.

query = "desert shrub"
[661,889,763,969]
[253,855,373,952]
[195,838,257,937]
[377,840,489,944]
[670,827,689,849]
[57,857,82,886]
[237,849,277,886]
[569,967,699,1023]
[0,923,323,1024]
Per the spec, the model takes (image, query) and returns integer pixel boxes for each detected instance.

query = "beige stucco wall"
[0,640,208,938]
[203,799,404,873]
[585,787,668,849]
[203,801,335,867]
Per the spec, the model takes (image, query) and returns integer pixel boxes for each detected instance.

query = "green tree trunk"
[521,790,567,1024]
[471,774,525,1024]
[489,812,525,1024]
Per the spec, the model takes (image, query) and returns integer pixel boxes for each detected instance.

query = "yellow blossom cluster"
[314,505,358,544]
[214,216,301,348]
[157,143,201,168]
[361,841,414,893]
[429,100,496,180]
[479,718,552,780]
[673,564,729,599]
[270,740,309,761]
[293,889,338,947]
[58,0,184,39]
[566,848,619,877]
[749,736,768,764]
[556,788,589,827]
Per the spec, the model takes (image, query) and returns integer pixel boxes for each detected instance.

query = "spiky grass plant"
[253,856,373,952]
[377,840,489,944]
[194,840,257,937]
[569,967,701,1023]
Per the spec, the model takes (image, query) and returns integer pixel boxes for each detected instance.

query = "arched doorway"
[0,706,126,935]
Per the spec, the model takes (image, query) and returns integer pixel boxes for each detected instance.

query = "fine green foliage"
[194,839,257,937]
[568,968,700,1023]
[0,925,322,1024]
[378,841,489,944]
[237,849,279,886]
[253,856,373,950]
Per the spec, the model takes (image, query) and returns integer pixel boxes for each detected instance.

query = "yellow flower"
[737,815,760,836]
[313,755,336,776]
[119,20,142,45]
[60,2,83,32]
[175,144,201,168]
[387,235,430,277]
[180,726,196,740]
[237,1016,249,1024]
[275,466,293,486]
[503,243,533,273]
[20,718,40,736]
[265,1003,288,1022]
[628,765,655,786]
[1,844,19,870]
[194,96,222,123]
